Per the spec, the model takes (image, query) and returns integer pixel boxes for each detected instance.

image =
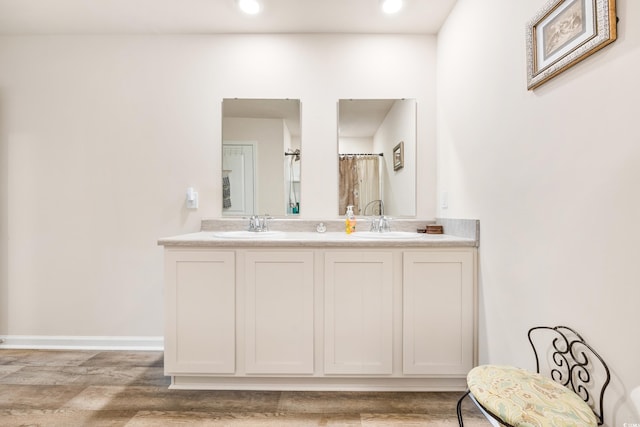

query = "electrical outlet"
[440,191,449,209]
[186,187,199,209]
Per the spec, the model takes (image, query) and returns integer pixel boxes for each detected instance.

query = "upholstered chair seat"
[467,365,598,427]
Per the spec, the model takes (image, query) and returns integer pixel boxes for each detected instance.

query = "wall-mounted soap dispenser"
[186,187,199,209]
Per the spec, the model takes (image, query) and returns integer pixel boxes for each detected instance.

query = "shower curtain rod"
[339,153,383,157]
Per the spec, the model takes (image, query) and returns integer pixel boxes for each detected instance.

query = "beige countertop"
[158,230,476,248]
[159,218,479,248]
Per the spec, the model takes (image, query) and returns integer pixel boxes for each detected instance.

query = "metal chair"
[457,326,610,426]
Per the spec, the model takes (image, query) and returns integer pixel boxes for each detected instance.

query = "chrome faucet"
[248,214,271,232]
[363,199,390,232]
[370,215,391,233]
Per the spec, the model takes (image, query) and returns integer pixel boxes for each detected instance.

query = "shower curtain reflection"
[338,154,380,216]
[285,149,300,214]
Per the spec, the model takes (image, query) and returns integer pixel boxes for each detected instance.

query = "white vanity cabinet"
[164,249,236,375]
[402,251,475,375]
[243,251,315,374]
[160,232,477,391]
[323,251,394,375]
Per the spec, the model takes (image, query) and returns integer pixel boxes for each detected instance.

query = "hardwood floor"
[0,349,490,426]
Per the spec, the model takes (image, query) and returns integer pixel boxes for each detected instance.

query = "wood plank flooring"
[0,349,490,426]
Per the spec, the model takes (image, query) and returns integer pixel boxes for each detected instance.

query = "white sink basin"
[353,231,435,239]
[212,230,285,239]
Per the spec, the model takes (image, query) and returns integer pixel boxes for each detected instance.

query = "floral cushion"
[467,365,597,427]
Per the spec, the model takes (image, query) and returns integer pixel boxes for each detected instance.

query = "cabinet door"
[324,251,393,375]
[244,251,314,374]
[403,251,475,375]
[164,250,235,374]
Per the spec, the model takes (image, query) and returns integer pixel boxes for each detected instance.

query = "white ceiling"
[223,98,302,137]
[339,99,396,138]
[0,0,457,35]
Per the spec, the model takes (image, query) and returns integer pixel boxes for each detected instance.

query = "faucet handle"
[246,215,259,231]
[370,216,386,232]
[380,216,392,232]
[258,214,272,231]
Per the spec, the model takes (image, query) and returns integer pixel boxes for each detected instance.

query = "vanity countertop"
[159,218,479,248]
[158,230,476,248]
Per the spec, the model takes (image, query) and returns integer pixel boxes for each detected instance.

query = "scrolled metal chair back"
[528,326,610,426]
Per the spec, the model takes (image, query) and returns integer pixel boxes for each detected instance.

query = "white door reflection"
[222,142,256,216]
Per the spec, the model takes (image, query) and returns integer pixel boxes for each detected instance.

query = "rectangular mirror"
[338,99,416,217]
[222,98,301,217]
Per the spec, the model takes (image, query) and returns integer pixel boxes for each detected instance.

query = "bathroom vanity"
[158,219,478,391]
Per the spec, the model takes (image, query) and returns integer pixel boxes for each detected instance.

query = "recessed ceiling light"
[381,0,403,14]
[237,0,262,15]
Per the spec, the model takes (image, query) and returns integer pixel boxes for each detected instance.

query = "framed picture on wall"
[526,0,617,90]
[393,141,404,171]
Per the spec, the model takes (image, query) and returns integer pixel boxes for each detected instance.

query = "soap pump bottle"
[345,205,356,234]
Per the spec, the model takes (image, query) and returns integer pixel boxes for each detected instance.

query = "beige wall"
[0,34,437,336]
[438,0,640,423]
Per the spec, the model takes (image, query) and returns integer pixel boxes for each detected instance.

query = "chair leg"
[457,390,470,426]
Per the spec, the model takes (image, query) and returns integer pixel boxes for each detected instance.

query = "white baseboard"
[0,335,164,351]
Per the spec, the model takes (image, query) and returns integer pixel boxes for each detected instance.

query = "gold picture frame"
[393,141,404,171]
[526,0,617,90]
